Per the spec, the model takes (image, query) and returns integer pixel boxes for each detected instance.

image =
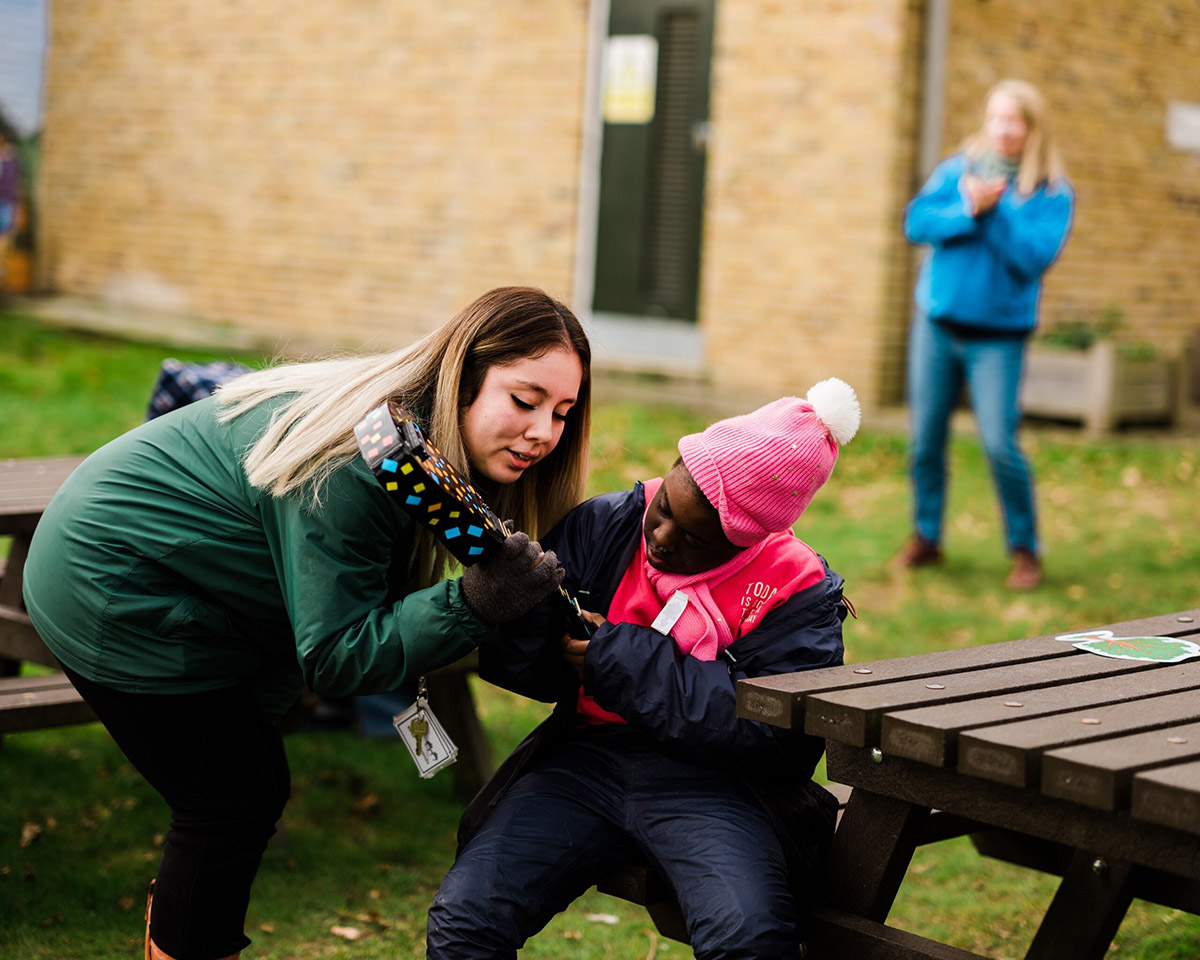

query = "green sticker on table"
[1056,630,1200,663]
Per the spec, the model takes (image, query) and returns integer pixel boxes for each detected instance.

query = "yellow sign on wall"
[603,35,658,124]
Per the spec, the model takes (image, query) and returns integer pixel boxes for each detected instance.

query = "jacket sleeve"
[476,595,575,702]
[904,157,980,245]
[583,594,845,779]
[258,461,488,695]
[978,182,1074,281]
[473,502,594,702]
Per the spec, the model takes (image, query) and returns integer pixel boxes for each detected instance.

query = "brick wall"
[699,0,919,407]
[942,0,1200,357]
[37,1,589,350]
[36,1,1197,405]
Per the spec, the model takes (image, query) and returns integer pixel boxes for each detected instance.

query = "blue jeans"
[427,727,803,960]
[908,311,1037,553]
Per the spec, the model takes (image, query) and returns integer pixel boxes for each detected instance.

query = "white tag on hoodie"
[651,590,689,635]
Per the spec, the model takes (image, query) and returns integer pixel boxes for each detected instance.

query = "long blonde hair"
[217,286,592,584]
[962,78,1067,195]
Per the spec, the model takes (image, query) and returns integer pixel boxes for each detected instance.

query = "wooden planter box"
[1021,340,1186,433]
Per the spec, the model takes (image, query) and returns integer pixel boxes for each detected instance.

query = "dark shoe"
[1006,549,1042,590]
[893,536,943,568]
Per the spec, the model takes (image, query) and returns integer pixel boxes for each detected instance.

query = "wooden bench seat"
[0,672,96,733]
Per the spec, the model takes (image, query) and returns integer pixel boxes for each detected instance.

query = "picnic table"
[0,457,95,734]
[736,608,1200,959]
[0,456,491,795]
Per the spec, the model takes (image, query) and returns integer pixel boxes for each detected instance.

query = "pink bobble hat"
[677,378,861,547]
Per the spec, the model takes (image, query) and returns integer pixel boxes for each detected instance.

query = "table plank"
[0,456,86,534]
[1132,760,1200,836]
[0,457,84,503]
[958,689,1200,788]
[806,652,1152,748]
[804,905,991,960]
[0,682,95,733]
[881,657,1200,767]
[825,740,1200,882]
[0,674,78,694]
[736,609,1200,729]
[1042,721,1200,811]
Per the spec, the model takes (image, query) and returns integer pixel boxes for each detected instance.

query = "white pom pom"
[806,378,861,446]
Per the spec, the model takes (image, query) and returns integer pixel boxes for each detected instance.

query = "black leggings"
[62,667,290,960]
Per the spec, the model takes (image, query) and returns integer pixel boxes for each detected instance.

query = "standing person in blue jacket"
[427,379,861,960]
[895,79,1073,590]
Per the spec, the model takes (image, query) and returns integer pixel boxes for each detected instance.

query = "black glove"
[460,532,565,625]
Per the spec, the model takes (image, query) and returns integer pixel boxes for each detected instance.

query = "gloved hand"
[460,532,565,625]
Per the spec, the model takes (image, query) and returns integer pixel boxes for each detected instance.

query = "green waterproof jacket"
[22,396,488,719]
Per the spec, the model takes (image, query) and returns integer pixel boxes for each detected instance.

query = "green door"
[592,0,715,322]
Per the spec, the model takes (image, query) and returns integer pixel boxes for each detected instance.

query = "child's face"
[643,464,743,575]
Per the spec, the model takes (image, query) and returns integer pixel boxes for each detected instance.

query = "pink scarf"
[637,477,767,661]
[642,533,768,662]
[574,478,825,724]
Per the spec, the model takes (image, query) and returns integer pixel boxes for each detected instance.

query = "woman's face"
[460,347,583,485]
[643,464,743,575]
[985,91,1030,160]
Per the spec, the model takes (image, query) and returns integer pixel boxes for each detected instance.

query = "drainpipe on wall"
[890,0,950,405]
[918,0,950,179]
[571,0,612,324]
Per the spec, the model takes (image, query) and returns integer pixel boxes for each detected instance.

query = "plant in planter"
[1021,304,1184,433]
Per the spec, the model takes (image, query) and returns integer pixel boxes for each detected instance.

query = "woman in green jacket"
[22,286,591,960]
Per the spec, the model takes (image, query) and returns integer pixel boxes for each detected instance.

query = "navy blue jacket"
[463,483,848,871]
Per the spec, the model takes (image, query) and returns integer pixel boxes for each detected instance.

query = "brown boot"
[144,880,240,960]
[893,536,942,568]
[145,879,154,960]
[1006,548,1042,590]
[148,939,240,960]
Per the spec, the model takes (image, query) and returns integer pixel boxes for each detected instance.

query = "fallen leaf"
[331,926,362,941]
[260,924,275,934]
[350,793,381,816]
[117,896,136,912]
[20,823,42,848]
[584,913,620,925]
[563,930,582,940]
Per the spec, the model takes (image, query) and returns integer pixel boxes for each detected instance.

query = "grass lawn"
[2,309,1200,959]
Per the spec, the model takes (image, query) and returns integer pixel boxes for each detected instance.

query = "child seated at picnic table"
[426,380,860,960]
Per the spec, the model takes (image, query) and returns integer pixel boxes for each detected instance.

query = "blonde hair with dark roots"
[217,286,591,585]
[962,78,1068,195]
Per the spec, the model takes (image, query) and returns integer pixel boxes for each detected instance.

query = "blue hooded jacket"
[906,154,1074,333]
[461,483,848,873]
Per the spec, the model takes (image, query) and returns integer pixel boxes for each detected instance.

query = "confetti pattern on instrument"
[353,402,507,564]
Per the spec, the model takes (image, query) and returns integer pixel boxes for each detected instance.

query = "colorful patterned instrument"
[353,402,591,638]
[354,401,508,562]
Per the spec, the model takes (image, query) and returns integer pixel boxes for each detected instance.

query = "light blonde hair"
[217,286,592,585]
[962,78,1067,195]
